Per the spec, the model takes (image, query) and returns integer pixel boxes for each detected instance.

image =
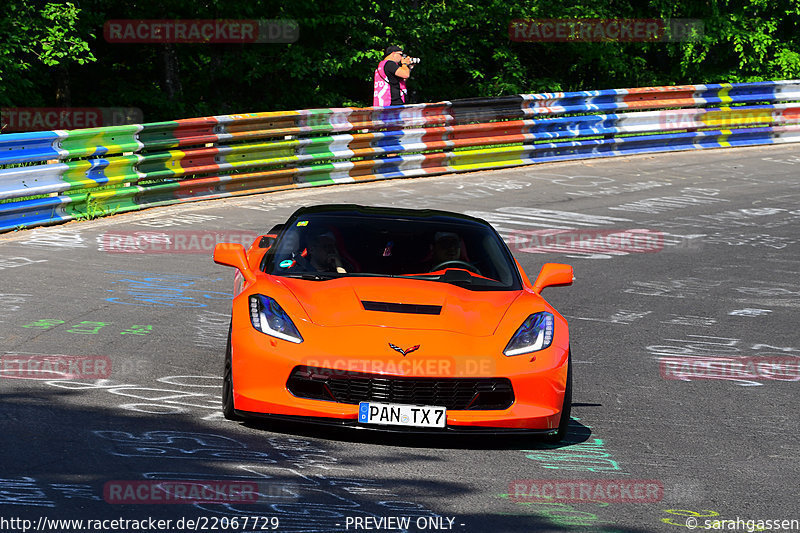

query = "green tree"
[0,1,96,107]
[4,0,800,124]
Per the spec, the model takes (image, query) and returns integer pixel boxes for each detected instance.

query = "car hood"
[275,276,523,336]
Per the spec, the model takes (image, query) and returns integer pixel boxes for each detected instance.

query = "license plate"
[358,402,446,428]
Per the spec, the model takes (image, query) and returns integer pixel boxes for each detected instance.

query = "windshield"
[262,213,521,290]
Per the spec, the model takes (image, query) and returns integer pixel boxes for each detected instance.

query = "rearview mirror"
[532,263,574,293]
[213,243,256,284]
[258,234,278,249]
[258,223,285,249]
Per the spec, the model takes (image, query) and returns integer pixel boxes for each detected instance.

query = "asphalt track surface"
[1,144,799,533]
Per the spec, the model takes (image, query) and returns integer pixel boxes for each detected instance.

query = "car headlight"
[504,312,554,356]
[249,294,303,343]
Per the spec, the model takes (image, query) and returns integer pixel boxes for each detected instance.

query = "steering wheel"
[431,260,479,274]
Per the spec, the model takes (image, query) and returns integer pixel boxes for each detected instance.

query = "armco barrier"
[2,80,800,232]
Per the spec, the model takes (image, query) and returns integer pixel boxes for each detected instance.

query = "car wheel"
[222,322,243,421]
[543,349,572,443]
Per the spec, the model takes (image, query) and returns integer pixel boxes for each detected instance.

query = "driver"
[304,231,348,273]
[429,232,462,271]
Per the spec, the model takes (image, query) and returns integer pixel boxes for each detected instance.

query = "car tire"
[223,322,243,421]
[543,349,572,443]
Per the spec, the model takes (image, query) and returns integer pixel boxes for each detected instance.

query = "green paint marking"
[66,321,111,334]
[120,325,154,335]
[21,319,65,330]
[20,319,152,335]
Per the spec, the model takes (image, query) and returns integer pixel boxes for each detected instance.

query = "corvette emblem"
[389,343,420,356]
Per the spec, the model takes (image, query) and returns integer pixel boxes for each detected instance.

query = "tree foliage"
[0,1,96,106]
[1,0,799,121]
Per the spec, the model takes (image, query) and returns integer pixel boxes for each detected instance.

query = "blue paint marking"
[85,159,112,185]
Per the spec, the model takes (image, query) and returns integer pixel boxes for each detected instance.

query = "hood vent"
[361,300,442,315]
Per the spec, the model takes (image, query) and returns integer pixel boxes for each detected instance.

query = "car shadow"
[240,415,594,450]
[1,389,654,532]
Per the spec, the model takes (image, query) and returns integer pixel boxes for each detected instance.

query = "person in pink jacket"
[373,45,416,106]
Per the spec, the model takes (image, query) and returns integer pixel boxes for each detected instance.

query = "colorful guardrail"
[2,80,800,232]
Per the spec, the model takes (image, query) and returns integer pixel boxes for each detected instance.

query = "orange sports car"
[213,204,574,441]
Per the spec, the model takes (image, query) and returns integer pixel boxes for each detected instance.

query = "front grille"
[286,366,514,410]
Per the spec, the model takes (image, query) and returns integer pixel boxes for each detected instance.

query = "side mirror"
[213,243,256,285]
[532,263,574,293]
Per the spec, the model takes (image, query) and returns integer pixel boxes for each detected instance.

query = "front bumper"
[230,313,570,431]
[236,411,561,436]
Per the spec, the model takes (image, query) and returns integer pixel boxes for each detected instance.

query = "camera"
[402,54,421,64]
